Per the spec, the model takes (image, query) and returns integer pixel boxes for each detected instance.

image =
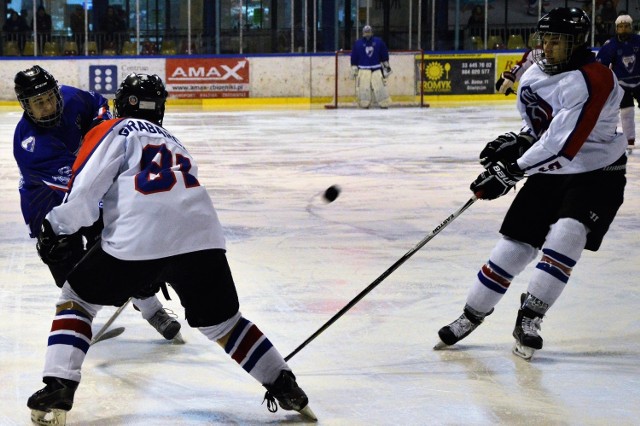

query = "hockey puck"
[323,185,341,203]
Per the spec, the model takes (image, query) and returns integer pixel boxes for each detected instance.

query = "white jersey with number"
[516,57,627,175]
[46,118,226,261]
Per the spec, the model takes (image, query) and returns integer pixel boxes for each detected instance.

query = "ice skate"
[147,308,184,342]
[28,376,78,425]
[434,306,493,349]
[263,370,317,421]
[512,295,544,361]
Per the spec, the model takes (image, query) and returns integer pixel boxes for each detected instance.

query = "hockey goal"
[325,49,427,109]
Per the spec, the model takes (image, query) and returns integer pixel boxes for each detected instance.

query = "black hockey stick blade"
[91,326,126,345]
[284,195,478,361]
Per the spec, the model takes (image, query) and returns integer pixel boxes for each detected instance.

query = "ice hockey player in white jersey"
[495,48,536,95]
[27,73,316,425]
[435,8,626,360]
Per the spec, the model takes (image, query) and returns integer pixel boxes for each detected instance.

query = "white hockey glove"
[382,61,392,77]
[350,65,359,80]
[495,71,516,95]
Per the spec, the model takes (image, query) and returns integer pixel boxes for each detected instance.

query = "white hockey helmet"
[363,25,373,39]
[615,14,633,25]
[615,15,633,41]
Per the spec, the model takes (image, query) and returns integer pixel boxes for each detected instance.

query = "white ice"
[1,104,639,425]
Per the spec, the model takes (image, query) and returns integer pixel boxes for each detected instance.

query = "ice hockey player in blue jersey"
[350,25,392,108]
[596,14,640,154]
[12,65,182,341]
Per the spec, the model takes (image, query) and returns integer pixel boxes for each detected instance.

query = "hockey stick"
[284,195,478,361]
[91,326,125,345]
[90,297,132,345]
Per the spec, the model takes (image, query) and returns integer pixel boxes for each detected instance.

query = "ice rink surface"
[1,103,639,425]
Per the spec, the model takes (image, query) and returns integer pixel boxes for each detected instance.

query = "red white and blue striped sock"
[224,316,288,385]
[43,302,94,383]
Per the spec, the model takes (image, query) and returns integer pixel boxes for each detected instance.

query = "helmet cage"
[532,31,579,75]
[21,88,64,128]
[14,66,63,128]
[533,7,590,75]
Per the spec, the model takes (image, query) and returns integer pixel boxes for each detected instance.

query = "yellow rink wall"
[0,52,526,108]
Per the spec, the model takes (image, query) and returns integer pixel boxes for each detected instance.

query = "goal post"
[325,49,427,109]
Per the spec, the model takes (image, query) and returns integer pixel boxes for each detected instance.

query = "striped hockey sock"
[43,302,94,382]
[224,317,288,385]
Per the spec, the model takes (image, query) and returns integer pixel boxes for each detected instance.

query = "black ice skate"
[147,308,184,343]
[512,293,545,361]
[434,306,493,349]
[27,376,78,425]
[263,370,317,421]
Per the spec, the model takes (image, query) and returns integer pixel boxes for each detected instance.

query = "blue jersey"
[350,36,389,70]
[13,85,110,237]
[596,34,640,89]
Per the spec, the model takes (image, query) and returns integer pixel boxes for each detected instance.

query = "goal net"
[325,50,427,109]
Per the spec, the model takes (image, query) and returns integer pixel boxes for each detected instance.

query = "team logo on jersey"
[21,136,35,152]
[366,46,374,57]
[520,86,553,136]
[622,54,636,73]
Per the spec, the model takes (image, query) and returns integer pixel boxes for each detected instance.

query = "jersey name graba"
[118,119,182,145]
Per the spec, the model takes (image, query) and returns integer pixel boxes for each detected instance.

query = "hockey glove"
[36,219,75,265]
[471,161,524,200]
[382,61,393,77]
[495,71,516,95]
[350,65,359,80]
[479,132,535,167]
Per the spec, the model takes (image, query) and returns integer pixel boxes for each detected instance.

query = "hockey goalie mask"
[14,65,63,128]
[114,73,168,125]
[532,7,590,75]
[615,15,633,42]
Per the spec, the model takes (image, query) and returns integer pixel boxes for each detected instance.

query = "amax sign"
[165,58,250,98]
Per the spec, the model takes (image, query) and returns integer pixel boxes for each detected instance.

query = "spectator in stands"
[70,6,86,49]
[466,6,485,38]
[594,15,609,46]
[600,0,618,34]
[527,0,551,16]
[100,6,126,52]
[3,9,29,52]
[33,5,52,46]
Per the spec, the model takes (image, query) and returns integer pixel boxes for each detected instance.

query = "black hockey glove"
[471,161,524,200]
[479,132,535,168]
[495,70,516,95]
[36,219,75,265]
[382,61,392,77]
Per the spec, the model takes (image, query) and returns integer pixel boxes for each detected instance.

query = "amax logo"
[166,58,249,83]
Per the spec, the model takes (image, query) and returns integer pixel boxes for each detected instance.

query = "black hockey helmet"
[532,7,591,75]
[14,65,63,128]
[113,73,168,125]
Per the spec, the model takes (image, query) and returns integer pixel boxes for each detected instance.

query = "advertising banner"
[419,53,495,95]
[165,58,250,98]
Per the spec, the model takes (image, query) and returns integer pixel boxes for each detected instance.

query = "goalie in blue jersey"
[350,25,392,108]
